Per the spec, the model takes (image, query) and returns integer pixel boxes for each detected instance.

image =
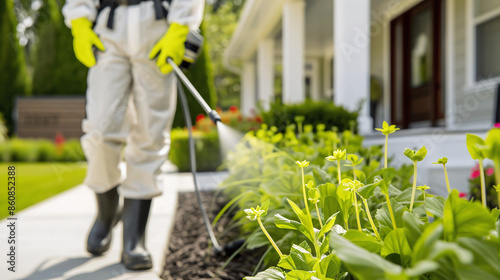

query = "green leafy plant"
[466,134,488,207]
[245,200,284,258]
[432,157,450,193]
[326,149,347,183]
[221,121,500,279]
[376,121,399,168]
[480,128,500,205]
[403,146,427,211]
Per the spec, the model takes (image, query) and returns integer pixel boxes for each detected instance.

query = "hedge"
[0,132,222,172]
[168,128,221,172]
[261,101,358,134]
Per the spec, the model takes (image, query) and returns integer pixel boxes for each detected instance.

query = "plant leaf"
[343,230,383,253]
[287,199,315,242]
[381,228,412,267]
[404,260,439,277]
[291,244,317,270]
[336,185,353,224]
[275,214,313,242]
[330,234,405,279]
[318,182,336,198]
[376,198,409,230]
[402,211,426,248]
[317,212,339,240]
[443,189,495,241]
[284,270,317,280]
[425,196,445,218]
[261,199,270,215]
[404,148,415,160]
[411,222,443,264]
[485,128,500,163]
[357,180,381,199]
[244,267,285,280]
[308,188,320,203]
[306,180,315,189]
[457,237,500,278]
[367,167,396,195]
[413,146,427,162]
[317,253,342,279]
[466,134,486,160]
[404,147,427,162]
[313,167,331,185]
[354,169,366,183]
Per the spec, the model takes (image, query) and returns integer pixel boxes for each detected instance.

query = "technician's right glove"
[70,18,105,68]
[149,23,190,74]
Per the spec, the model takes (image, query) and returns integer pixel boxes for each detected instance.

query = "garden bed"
[161,191,263,279]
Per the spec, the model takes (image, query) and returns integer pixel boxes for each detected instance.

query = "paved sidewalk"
[0,171,228,280]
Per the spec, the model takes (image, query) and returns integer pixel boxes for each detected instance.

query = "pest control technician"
[62,0,204,270]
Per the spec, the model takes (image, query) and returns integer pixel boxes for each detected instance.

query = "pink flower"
[459,192,467,199]
[470,170,480,179]
[487,168,495,176]
[471,164,480,172]
[494,123,500,128]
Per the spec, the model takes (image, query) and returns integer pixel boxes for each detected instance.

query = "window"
[472,0,500,81]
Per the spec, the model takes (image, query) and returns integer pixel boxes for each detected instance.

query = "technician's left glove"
[149,23,190,74]
[70,18,106,68]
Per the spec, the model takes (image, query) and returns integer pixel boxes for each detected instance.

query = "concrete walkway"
[0,172,228,280]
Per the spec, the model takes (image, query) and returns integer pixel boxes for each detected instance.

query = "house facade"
[224,0,500,194]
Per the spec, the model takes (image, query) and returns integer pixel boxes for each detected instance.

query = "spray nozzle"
[208,110,221,124]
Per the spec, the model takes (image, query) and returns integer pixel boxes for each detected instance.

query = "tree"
[0,0,28,134]
[204,1,244,109]
[31,0,88,95]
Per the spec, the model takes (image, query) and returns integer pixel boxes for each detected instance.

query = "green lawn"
[0,163,87,220]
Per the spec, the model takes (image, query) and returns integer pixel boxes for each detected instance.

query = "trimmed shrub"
[0,138,85,162]
[169,128,221,172]
[261,101,358,134]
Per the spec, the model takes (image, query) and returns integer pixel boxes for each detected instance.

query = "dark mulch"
[161,191,263,280]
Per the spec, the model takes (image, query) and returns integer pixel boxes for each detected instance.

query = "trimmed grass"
[0,162,87,220]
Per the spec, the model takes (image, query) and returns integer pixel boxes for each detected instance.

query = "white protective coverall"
[63,0,204,199]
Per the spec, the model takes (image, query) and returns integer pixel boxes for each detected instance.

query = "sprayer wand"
[167,58,221,124]
[167,57,226,254]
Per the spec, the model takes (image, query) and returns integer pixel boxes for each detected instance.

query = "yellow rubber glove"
[149,22,190,74]
[70,18,105,68]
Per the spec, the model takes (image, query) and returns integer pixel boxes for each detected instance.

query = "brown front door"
[390,0,444,129]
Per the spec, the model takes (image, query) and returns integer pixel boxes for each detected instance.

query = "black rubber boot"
[87,186,121,255]
[121,198,153,270]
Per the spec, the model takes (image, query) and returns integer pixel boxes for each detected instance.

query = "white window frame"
[466,0,500,89]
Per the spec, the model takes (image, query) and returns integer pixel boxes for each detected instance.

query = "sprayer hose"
[176,79,223,252]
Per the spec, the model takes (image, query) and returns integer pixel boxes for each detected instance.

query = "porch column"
[241,61,256,116]
[282,0,305,104]
[334,0,373,134]
[258,39,275,111]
